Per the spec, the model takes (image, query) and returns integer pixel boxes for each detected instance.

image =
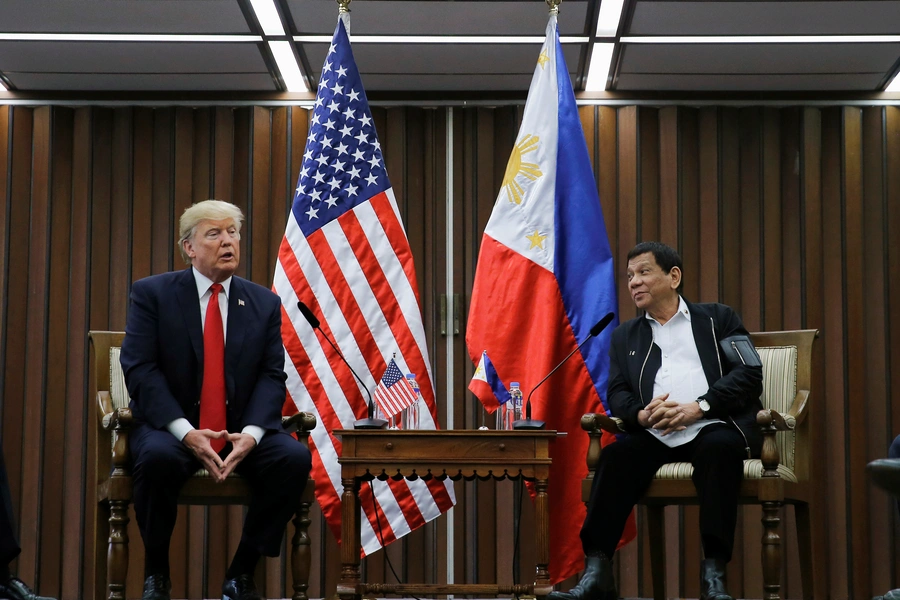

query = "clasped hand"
[182,429,257,483]
[637,393,703,436]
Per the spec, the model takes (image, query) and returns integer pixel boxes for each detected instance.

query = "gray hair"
[178,200,244,264]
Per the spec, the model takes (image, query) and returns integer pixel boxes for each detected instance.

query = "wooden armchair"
[89,331,317,600]
[581,329,818,600]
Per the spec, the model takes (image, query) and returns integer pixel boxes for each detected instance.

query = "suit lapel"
[638,321,659,405]
[225,278,247,397]
[175,268,204,363]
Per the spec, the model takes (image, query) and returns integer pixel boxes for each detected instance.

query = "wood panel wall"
[0,102,898,600]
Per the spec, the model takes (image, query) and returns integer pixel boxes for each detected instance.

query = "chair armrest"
[581,413,625,473]
[581,412,626,435]
[756,408,793,477]
[786,389,809,426]
[97,391,133,475]
[283,411,317,450]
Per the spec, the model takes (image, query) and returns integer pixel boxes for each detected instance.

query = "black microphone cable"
[368,480,423,600]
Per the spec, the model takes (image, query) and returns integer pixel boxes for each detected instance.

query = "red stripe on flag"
[369,191,422,310]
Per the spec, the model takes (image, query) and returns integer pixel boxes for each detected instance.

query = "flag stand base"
[512,418,546,430]
[354,417,389,429]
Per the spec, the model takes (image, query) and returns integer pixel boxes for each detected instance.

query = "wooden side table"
[336,429,556,600]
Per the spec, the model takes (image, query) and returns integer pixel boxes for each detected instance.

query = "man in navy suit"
[120,200,311,600]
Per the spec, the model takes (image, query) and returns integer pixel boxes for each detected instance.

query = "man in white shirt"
[549,242,763,600]
[120,201,311,600]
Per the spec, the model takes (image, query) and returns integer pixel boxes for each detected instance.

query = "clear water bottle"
[403,373,421,430]
[496,401,508,430]
[509,382,523,427]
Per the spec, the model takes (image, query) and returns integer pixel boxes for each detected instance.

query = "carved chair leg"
[794,502,814,600]
[645,505,666,600]
[292,491,313,600]
[95,500,111,600]
[761,501,783,600]
[107,499,130,600]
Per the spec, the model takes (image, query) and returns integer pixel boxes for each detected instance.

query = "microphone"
[297,301,387,430]
[513,312,616,430]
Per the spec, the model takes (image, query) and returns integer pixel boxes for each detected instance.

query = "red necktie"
[200,283,227,453]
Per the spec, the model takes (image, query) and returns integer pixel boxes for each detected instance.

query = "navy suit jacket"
[120,267,287,433]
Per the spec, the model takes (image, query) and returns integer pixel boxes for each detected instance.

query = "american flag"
[374,358,418,418]
[273,14,455,555]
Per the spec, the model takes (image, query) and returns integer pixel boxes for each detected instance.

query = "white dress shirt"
[166,268,264,445]
[646,296,723,448]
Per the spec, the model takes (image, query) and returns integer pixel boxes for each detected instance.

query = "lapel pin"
[629,350,635,356]
[238,299,245,306]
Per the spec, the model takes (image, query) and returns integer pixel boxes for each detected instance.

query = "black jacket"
[607,300,764,457]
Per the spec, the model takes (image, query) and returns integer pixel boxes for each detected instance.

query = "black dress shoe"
[141,574,171,600]
[547,551,617,600]
[0,577,56,600]
[700,558,733,600]
[222,574,261,600]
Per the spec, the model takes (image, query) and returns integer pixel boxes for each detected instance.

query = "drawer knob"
[499,443,506,451]
[385,442,393,450]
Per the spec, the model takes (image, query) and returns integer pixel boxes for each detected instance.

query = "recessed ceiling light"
[293,35,589,44]
[269,40,307,92]
[248,0,286,37]
[886,72,900,92]
[0,33,261,42]
[0,80,6,91]
[584,42,614,91]
[620,35,900,44]
[596,0,626,38]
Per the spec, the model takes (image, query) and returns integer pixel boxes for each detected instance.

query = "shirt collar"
[192,267,231,301]
[645,295,691,324]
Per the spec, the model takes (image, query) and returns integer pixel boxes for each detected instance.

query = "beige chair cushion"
[653,460,798,483]
[652,345,799,483]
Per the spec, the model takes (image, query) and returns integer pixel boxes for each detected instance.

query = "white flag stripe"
[275,262,367,426]
[355,201,434,384]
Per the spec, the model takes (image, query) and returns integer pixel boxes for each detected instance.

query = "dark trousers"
[130,425,312,563]
[0,450,20,567]
[580,423,745,562]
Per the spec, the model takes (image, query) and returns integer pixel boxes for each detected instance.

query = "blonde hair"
[178,200,244,264]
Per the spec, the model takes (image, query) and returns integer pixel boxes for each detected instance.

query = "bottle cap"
[406,373,415,379]
[511,382,520,387]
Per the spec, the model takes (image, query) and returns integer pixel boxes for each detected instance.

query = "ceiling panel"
[0,42,268,74]
[4,72,276,91]
[618,43,900,74]
[363,73,543,91]
[0,0,251,34]
[615,73,886,91]
[627,1,900,36]
[287,0,589,35]
[303,43,582,79]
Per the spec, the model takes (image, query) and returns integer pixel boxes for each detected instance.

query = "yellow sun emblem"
[537,51,550,69]
[526,230,548,250]
[501,134,543,205]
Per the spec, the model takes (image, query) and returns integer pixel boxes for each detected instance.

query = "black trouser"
[580,423,745,562]
[130,425,312,567]
[0,450,20,568]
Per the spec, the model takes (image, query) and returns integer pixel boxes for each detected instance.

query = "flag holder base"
[354,417,389,429]
[512,418,546,430]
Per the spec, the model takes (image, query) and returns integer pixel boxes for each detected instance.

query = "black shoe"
[222,574,261,600]
[700,558,733,600]
[141,574,171,600]
[0,577,56,600]
[547,551,617,600]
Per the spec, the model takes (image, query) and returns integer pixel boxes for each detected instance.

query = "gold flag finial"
[546,0,561,15]
[337,0,351,14]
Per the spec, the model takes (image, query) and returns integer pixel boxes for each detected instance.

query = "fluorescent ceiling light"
[294,34,589,44]
[596,0,626,37]
[621,35,900,44]
[584,42,614,91]
[269,40,307,92]
[886,72,900,92]
[0,33,260,42]
[248,0,285,36]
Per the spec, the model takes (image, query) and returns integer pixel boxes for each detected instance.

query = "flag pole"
[546,0,561,14]
[336,0,350,13]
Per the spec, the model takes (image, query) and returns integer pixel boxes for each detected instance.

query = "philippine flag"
[469,351,511,410]
[466,14,632,582]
